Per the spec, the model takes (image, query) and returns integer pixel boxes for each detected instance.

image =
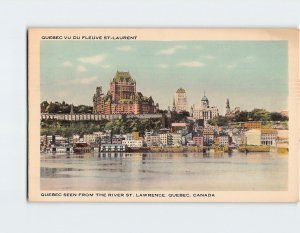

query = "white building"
[219,135,229,146]
[145,135,160,147]
[122,140,143,148]
[83,134,97,144]
[159,133,171,146]
[261,129,278,146]
[191,94,219,125]
[170,133,182,147]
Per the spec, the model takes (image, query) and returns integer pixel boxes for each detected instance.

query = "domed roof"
[176,88,186,93]
[201,95,208,101]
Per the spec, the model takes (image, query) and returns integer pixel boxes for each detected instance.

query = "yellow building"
[245,129,261,145]
[132,131,139,140]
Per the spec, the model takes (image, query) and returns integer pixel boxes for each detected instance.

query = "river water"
[40,151,288,191]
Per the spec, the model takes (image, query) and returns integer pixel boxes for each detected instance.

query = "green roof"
[176,87,186,93]
[112,71,134,83]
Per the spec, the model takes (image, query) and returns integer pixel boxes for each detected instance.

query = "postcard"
[28,28,299,202]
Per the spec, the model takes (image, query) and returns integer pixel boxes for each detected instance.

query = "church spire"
[172,97,176,112]
[226,98,230,114]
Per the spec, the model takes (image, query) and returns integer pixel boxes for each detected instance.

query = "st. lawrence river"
[40,151,288,191]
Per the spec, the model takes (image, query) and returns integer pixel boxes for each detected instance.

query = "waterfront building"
[93,71,158,115]
[191,94,219,126]
[100,144,127,152]
[192,135,203,147]
[219,133,229,146]
[261,129,278,146]
[144,131,161,147]
[174,88,188,112]
[132,131,139,140]
[245,129,261,145]
[83,134,97,145]
[159,133,171,146]
[148,135,160,146]
[72,134,80,144]
[277,129,288,147]
[231,129,243,146]
[112,135,124,144]
[122,140,143,148]
[170,133,182,147]
[48,145,73,153]
[203,129,214,146]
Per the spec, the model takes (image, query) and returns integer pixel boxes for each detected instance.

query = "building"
[225,98,240,118]
[83,134,97,144]
[100,144,127,152]
[203,129,214,146]
[191,94,219,126]
[148,135,160,146]
[170,133,182,146]
[192,135,203,147]
[261,129,278,146]
[171,122,188,133]
[159,133,172,146]
[245,129,261,145]
[122,140,143,148]
[219,133,229,146]
[132,131,139,140]
[144,131,161,147]
[93,71,158,115]
[243,121,262,129]
[174,88,187,112]
[112,135,124,144]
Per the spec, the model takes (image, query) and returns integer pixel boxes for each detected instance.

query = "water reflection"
[40,151,288,191]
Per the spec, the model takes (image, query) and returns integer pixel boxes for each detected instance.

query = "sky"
[41,40,288,114]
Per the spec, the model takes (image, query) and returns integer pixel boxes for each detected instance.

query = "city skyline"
[41,40,288,113]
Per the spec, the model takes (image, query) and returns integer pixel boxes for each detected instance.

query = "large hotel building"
[93,71,158,115]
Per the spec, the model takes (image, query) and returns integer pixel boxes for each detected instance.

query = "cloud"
[116,46,133,52]
[177,61,205,67]
[157,45,186,55]
[226,63,237,69]
[158,64,169,69]
[194,46,202,49]
[72,76,98,85]
[101,64,111,69]
[78,54,106,64]
[62,61,73,67]
[77,65,86,72]
[203,55,215,60]
[242,55,255,63]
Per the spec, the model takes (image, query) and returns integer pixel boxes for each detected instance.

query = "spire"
[70,104,74,114]
[226,98,230,114]
[172,97,176,112]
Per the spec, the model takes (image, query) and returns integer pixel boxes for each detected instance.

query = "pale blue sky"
[41,40,288,114]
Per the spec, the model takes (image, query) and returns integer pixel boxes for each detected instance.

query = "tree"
[250,109,271,122]
[207,116,229,126]
[233,111,249,122]
[270,112,288,121]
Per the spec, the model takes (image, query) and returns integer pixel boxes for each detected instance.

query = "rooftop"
[112,71,135,83]
[176,87,186,93]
